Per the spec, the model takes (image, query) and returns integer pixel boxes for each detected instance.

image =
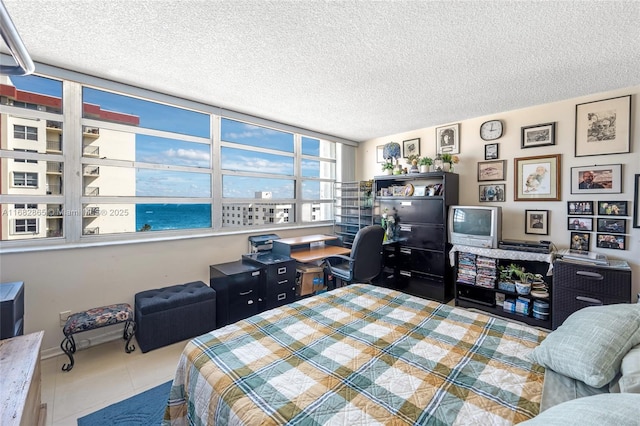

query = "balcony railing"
[84,186,99,196]
[47,229,63,238]
[47,162,63,173]
[83,145,99,157]
[83,227,99,235]
[83,166,99,176]
[46,184,61,195]
[46,140,62,152]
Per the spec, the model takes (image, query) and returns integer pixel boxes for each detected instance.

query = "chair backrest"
[349,225,385,283]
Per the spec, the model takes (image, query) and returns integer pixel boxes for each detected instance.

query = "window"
[14,125,38,140]
[13,172,38,187]
[14,219,38,233]
[13,149,38,163]
[14,204,38,209]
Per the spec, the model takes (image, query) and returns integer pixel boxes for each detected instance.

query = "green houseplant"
[418,156,432,173]
[381,162,394,174]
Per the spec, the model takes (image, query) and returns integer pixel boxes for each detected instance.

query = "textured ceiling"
[2,0,640,142]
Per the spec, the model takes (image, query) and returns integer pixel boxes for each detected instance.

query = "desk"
[273,234,351,263]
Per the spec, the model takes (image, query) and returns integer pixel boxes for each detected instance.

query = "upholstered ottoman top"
[135,281,215,315]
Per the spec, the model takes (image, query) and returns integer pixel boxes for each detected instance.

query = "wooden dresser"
[0,331,46,426]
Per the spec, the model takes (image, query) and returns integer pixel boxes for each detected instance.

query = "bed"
[164,284,547,425]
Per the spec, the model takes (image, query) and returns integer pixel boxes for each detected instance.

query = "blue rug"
[77,380,171,425]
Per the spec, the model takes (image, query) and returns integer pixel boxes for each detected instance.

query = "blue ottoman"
[135,281,216,353]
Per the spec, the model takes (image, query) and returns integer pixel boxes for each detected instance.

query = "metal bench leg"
[60,334,76,372]
[123,320,136,353]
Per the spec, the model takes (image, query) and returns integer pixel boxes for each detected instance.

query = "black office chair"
[324,225,385,286]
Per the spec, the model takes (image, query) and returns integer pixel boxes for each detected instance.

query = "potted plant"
[381,162,394,175]
[406,154,420,173]
[440,153,452,171]
[418,156,432,173]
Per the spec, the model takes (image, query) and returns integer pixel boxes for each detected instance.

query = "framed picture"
[597,200,628,216]
[478,160,506,182]
[436,123,459,155]
[514,154,561,201]
[570,232,590,251]
[570,164,622,194]
[484,143,499,160]
[597,218,626,234]
[634,174,640,228]
[402,138,420,158]
[568,217,593,231]
[575,95,631,157]
[479,184,506,202]
[567,201,594,215]
[376,145,385,163]
[596,234,626,250]
[525,210,549,235]
[521,122,556,149]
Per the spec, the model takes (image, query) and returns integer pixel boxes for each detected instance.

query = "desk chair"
[324,225,384,286]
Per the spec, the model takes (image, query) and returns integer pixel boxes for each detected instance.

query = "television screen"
[452,208,493,236]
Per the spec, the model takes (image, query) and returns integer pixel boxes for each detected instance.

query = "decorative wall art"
[484,143,499,160]
[596,218,626,234]
[596,234,625,250]
[403,138,420,158]
[521,122,556,149]
[567,201,594,215]
[570,164,622,194]
[597,200,628,216]
[525,210,549,235]
[568,217,593,231]
[435,123,460,155]
[477,160,506,182]
[575,95,631,157]
[376,145,385,163]
[634,174,640,228]
[570,232,590,251]
[479,184,505,202]
[514,154,561,201]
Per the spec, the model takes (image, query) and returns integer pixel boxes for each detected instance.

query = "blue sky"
[9,75,329,199]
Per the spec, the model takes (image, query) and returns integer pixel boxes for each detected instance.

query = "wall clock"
[480,120,504,141]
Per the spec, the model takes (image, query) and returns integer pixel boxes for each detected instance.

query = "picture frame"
[521,122,556,149]
[402,138,420,158]
[567,217,593,231]
[570,231,590,251]
[570,164,622,194]
[567,201,594,215]
[525,210,549,235]
[634,174,640,228]
[596,218,626,234]
[479,184,506,202]
[376,145,385,163]
[596,233,626,250]
[435,123,460,155]
[477,160,506,182]
[597,200,628,216]
[514,154,561,201]
[575,95,631,157]
[484,143,499,160]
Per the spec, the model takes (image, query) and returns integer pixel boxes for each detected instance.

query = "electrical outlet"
[59,310,71,327]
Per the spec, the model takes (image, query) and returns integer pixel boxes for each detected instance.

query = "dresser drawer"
[378,199,444,224]
[553,262,631,300]
[397,223,445,251]
[397,246,445,277]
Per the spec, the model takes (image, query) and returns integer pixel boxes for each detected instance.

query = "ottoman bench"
[134,281,216,353]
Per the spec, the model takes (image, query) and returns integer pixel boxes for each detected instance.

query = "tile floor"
[42,337,188,426]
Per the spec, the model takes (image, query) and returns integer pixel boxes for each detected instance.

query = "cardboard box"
[296,264,325,296]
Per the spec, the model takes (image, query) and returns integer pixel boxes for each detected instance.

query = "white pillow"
[619,344,640,393]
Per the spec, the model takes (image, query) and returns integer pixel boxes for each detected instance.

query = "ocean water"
[135,204,212,231]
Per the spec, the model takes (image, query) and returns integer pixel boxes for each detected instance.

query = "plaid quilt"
[164,284,546,425]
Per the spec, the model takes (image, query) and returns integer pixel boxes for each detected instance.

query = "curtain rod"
[0,0,34,75]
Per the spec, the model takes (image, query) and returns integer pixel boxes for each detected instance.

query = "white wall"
[358,85,640,299]
[0,226,333,354]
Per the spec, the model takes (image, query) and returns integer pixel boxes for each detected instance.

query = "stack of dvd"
[456,252,477,285]
[475,256,497,289]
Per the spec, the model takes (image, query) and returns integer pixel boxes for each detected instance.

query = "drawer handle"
[576,295,603,305]
[277,280,288,285]
[400,270,411,277]
[400,225,412,232]
[277,293,286,300]
[400,248,411,255]
[239,290,253,296]
[277,267,287,274]
[576,271,604,280]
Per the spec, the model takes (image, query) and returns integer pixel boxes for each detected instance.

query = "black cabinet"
[210,261,262,327]
[1,281,24,339]
[374,172,459,303]
[242,252,296,310]
[552,259,632,329]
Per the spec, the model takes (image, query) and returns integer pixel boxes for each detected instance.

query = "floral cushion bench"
[60,303,136,372]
